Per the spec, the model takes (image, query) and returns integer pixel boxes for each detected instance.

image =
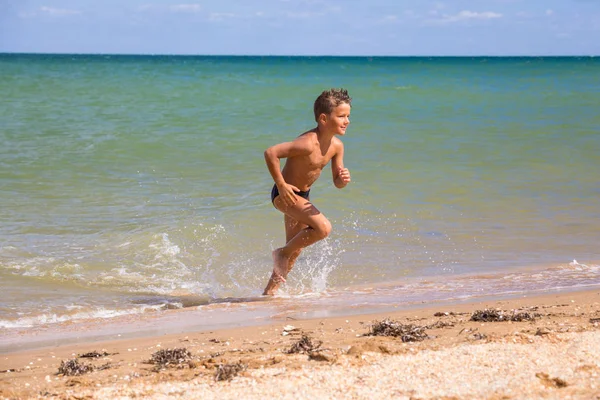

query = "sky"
[1,0,599,56]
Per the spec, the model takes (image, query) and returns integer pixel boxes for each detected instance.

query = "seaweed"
[366,319,428,342]
[536,372,568,388]
[470,309,539,322]
[149,348,193,369]
[470,309,507,322]
[287,335,322,354]
[426,320,455,329]
[97,363,112,371]
[511,312,538,322]
[57,359,94,376]
[433,311,468,317]
[215,363,247,381]
[468,332,488,341]
[79,351,113,358]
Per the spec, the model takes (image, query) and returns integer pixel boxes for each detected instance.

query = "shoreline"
[3,257,598,354]
[2,258,598,355]
[2,282,598,355]
[2,288,600,399]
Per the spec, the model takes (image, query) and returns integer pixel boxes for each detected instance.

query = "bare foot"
[263,248,289,296]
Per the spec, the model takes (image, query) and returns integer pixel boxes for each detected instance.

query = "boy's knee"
[315,220,332,240]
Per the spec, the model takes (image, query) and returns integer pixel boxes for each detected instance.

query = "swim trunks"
[271,184,310,205]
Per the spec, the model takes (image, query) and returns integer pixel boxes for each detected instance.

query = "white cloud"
[431,10,503,24]
[450,10,502,21]
[284,11,324,19]
[206,10,268,22]
[170,4,202,13]
[138,4,202,14]
[546,9,554,16]
[209,12,237,21]
[380,15,398,23]
[39,6,81,16]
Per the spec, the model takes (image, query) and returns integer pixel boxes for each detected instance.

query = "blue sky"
[1,0,599,55]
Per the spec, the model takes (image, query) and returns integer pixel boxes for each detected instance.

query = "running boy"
[263,88,352,295]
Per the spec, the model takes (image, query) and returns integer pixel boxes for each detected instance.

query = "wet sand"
[2,289,600,399]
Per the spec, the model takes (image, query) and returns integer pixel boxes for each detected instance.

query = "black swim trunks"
[271,184,310,205]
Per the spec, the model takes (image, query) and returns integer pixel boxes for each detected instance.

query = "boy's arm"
[264,137,311,206]
[331,140,351,189]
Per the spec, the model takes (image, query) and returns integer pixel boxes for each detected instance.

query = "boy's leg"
[283,214,306,275]
[262,215,307,295]
[263,196,331,295]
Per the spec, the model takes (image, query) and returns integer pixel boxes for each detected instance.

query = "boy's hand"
[278,183,300,207]
[338,167,351,185]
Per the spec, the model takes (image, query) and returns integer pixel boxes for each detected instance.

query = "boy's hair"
[313,88,352,122]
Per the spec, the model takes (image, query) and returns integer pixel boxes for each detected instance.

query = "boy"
[263,88,352,296]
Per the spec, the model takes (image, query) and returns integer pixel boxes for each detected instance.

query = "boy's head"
[313,88,352,122]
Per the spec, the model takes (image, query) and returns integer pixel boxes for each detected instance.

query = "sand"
[2,289,600,399]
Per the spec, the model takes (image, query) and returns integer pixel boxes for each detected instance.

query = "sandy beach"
[2,289,600,399]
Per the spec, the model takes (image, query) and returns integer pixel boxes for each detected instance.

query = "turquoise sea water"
[1,54,599,340]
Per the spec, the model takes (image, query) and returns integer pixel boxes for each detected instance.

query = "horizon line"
[0,51,598,58]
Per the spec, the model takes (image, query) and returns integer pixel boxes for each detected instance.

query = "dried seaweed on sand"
[536,372,568,388]
[215,363,247,381]
[510,311,539,321]
[57,359,94,376]
[470,309,507,322]
[149,348,193,369]
[79,350,113,358]
[366,319,428,342]
[470,309,539,322]
[287,335,323,354]
[426,320,455,329]
[433,311,466,317]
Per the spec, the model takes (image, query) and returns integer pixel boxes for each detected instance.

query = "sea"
[1,54,599,351]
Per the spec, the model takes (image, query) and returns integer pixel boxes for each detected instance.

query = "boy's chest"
[306,149,334,170]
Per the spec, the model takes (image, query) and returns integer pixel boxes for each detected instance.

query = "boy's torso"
[282,131,339,191]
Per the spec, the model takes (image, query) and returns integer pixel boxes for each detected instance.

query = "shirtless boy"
[263,88,352,295]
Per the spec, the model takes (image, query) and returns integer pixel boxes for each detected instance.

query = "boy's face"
[323,102,351,135]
